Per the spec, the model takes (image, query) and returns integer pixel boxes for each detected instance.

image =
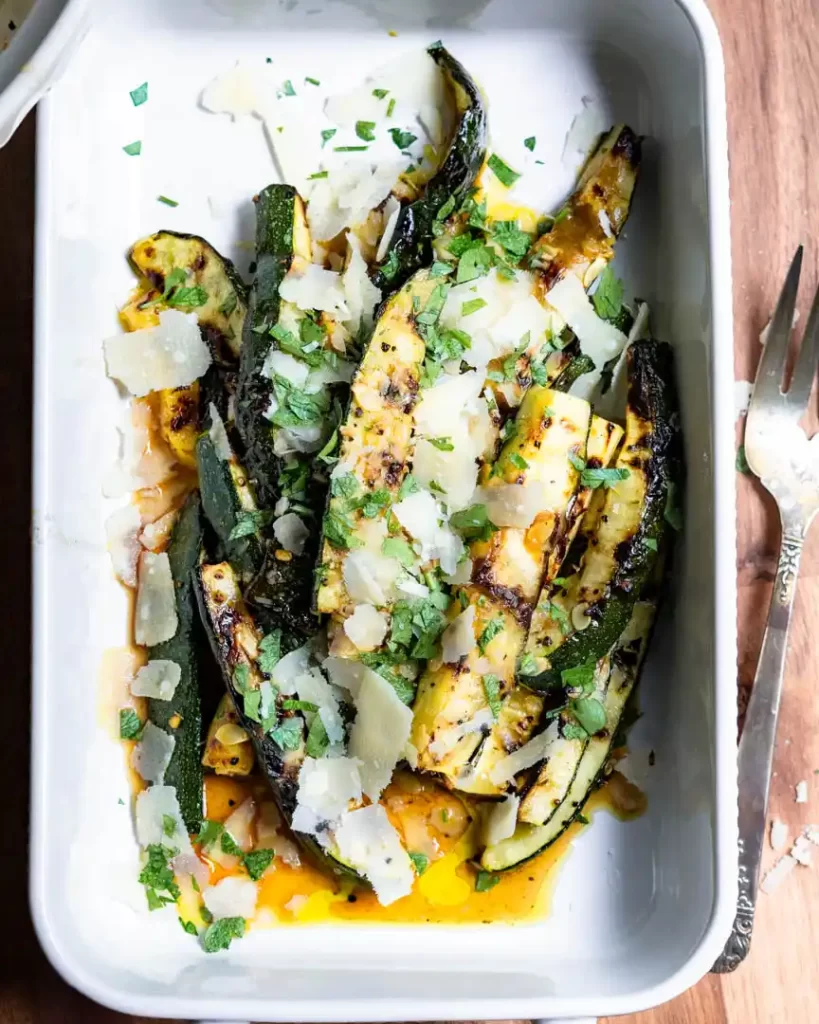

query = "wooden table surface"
[3,0,819,1020]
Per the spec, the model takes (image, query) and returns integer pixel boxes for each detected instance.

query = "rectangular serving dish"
[29,0,737,1019]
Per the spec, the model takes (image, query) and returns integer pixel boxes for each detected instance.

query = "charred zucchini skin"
[371,43,487,292]
[520,340,679,692]
[127,230,248,362]
[235,185,307,505]
[146,492,204,832]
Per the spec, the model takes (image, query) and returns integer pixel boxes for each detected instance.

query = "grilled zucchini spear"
[120,232,248,468]
[372,42,487,293]
[518,339,679,692]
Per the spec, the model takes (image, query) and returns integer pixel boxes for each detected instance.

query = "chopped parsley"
[449,504,497,542]
[269,715,303,751]
[518,651,539,676]
[547,601,571,635]
[487,153,520,187]
[139,845,180,910]
[129,82,148,107]
[382,536,416,567]
[269,373,330,428]
[179,917,198,936]
[308,170,329,180]
[355,120,377,141]
[122,140,142,156]
[373,87,389,99]
[243,848,275,881]
[428,436,454,451]
[119,708,142,741]
[202,917,245,953]
[220,830,243,857]
[157,195,178,208]
[430,260,454,277]
[257,630,282,675]
[483,674,502,720]
[408,851,429,875]
[477,617,505,654]
[580,466,630,490]
[591,267,624,322]
[323,508,359,550]
[320,128,337,147]
[281,699,319,713]
[561,660,597,694]
[475,870,500,893]
[305,714,330,758]
[461,297,487,316]
[386,96,396,118]
[571,695,607,736]
[196,820,224,849]
[229,508,273,540]
[305,76,321,86]
[387,592,450,661]
[167,285,208,310]
[389,127,418,150]
[490,220,532,259]
[281,79,296,96]
[456,244,493,284]
[334,145,369,152]
[524,135,536,151]
[243,688,261,722]
[509,452,529,471]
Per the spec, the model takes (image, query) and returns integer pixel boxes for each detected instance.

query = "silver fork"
[712,246,819,973]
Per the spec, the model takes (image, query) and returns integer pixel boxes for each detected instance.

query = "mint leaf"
[428,437,454,451]
[320,128,337,147]
[243,848,275,881]
[571,696,607,735]
[561,660,597,693]
[123,140,142,156]
[119,708,142,740]
[130,82,148,107]
[509,452,528,471]
[487,153,520,187]
[382,536,416,567]
[449,504,496,542]
[243,688,262,722]
[220,830,243,857]
[580,466,629,490]
[456,245,493,284]
[524,136,536,151]
[461,297,487,316]
[490,220,532,259]
[228,509,272,541]
[591,267,624,322]
[475,870,500,893]
[736,444,751,475]
[477,617,504,654]
[179,917,198,936]
[196,820,224,848]
[202,916,245,953]
[483,674,502,720]
[408,851,429,875]
[518,651,539,676]
[167,286,208,310]
[162,814,177,839]
[269,716,303,751]
[258,630,282,675]
[389,127,418,150]
[281,79,296,96]
[305,714,330,757]
[356,120,376,142]
[373,88,389,99]
[139,845,180,908]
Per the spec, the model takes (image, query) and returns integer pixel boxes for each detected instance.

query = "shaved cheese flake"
[796,780,808,803]
[334,804,414,906]
[204,876,259,920]
[412,439,481,513]
[135,552,178,646]
[490,721,556,786]
[273,512,309,555]
[271,643,313,695]
[135,784,193,856]
[771,819,788,851]
[223,797,256,853]
[104,310,211,397]
[392,490,464,574]
[376,196,402,262]
[280,262,349,316]
[792,835,813,866]
[474,480,566,529]
[294,667,346,744]
[804,826,819,846]
[444,558,473,585]
[264,350,310,389]
[208,403,232,460]
[761,854,797,894]
[343,548,402,606]
[441,605,476,664]
[396,576,429,598]
[546,272,627,369]
[130,660,182,701]
[562,96,606,168]
[105,504,142,588]
[344,603,389,652]
[484,794,520,846]
[348,666,413,799]
[342,233,382,336]
[139,508,178,552]
[272,423,325,456]
[291,756,363,836]
[323,655,368,698]
[201,62,265,119]
[131,722,175,784]
[429,708,493,759]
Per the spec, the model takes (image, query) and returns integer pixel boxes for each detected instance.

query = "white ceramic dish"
[29,0,737,1019]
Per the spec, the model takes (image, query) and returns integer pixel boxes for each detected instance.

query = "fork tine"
[787,274,819,413]
[751,246,803,404]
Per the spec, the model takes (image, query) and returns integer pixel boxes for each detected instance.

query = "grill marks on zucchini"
[519,340,679,692]
[315,270,436,617]
[410,389,592,791]
[481,599,657,871]
[145,492,205,832]
[372,44,487,293]
[529,124,641,295]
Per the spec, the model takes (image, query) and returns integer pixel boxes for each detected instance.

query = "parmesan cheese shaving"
[203,876,259,920]
[546,272,627,369]
[344,603,390,652]
[103,310,212,397]
[333,804,414,906]
[343,548,402,606]
[273,512,309,555]
[441,605,476,664]
[264,350,310,389]
[135,551,178,646]
[392,490,464,574]
[131,722,175,784]
[139,508,178,552]
[130,660,182,701]
[280,262,349,316]
[293,667,346,745]
[770,819,788,851]
[342,233,382,336]
[484,794,520,845]
[348,666,413,799]
[208,403,232,460]
[291,756,363,836]
[135,785,193,856]
[796,780,809,804]
[376,196,402,262]
[490,721,556,786]
[105,504,142,588]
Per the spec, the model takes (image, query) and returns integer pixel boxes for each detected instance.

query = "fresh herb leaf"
[229,509,272,540]
[305,76,321,86]
[398,474,420,500]
[157,194,178,207]
[382,536,416,566]
[334,145,369,152]
[323,508,359,550]
[450,504,497,542]
[547,601,571,635]
[196,820,224,848]
[562,721,589,741]
[218,292,238,317]
[428,436,454,451]
[123,140,142,156]
[568,452,586,472]
[487,153,520,187]
[571,695,607,735]
[129,82,148,107]
[643,537,659,552]
[281,79,296,96]
[386,96,396,118]
[415,283,449,326]
[447,233,481,258]
[456,245,493,284]
[736,444,751,475]
[408,851,429,875]
[518,651,539,676]
[139,845,180,908]
[591,267,624,322]
[320,128,337,147]
[576,812,590,825]
[243,688,262,722]
[179,917,199,936]
[119,708,143,740]
[509,452,529,471]
[202,917,245,953]
[220,830,243,857]
[430,260,454,278]
[436,194,457,221]
[561,660,597,694]
[524,135,536,151]
[475,870,500,893]
[309,170,329,180]
[316,429,339,465]
[379,249,400,280]
[490,220,532,259]
[580,466,629,490]
[355,120,376,141]
[162,814,177,839]
[483,674,502,719]
[461,297,487,316]
[305,714,329,757]
[389,127,418,150]
[359,652,417,705]
[269,716,303,751]
[243,848,275,881]
[372,87,389,99]
[258,630,282,675]
[354,488,391,519]
[167,286,208,310]
[553,205,570,225]
[477,617,504,654]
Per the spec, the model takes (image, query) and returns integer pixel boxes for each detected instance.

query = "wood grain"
[1,0,818,1020]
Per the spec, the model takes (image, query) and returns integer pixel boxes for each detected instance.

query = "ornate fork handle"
[712,515,805,973]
